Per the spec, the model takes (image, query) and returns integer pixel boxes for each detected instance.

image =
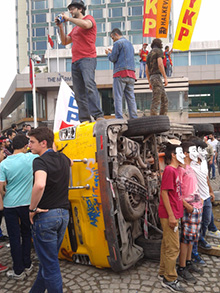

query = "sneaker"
[0,235,9,242]
[206,230,220,239]
[186,261,203,274]
[6,270,26,280]
[162,277,185,292]
[177,267,197,284]
[191,253,206,266]
[158,274,164,281]
[25,263,33,276]
[198,238,212,250]
[0,264,8,273]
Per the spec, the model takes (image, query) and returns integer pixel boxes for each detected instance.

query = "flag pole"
[31,59,38,128]
[47,41,50,73]
[57,37,59,73]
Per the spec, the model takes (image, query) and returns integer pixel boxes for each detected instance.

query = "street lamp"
[30,54,41,128]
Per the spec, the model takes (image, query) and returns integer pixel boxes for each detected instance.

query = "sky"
[0,0,219,98]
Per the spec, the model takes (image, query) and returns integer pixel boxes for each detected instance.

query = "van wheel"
[123,116,170,137]
[135,236,161,261]
[193,123,214,136]
[118,165,146,222]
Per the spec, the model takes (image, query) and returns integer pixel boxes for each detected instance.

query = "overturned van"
[55,116,195,272]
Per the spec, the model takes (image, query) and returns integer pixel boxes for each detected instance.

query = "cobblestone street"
[1,180,220,293]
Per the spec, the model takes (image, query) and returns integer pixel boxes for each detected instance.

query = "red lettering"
[189,0,197,9]
[183,9,196,26]
[178,27,189,41]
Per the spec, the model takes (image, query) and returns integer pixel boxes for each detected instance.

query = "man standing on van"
[105,28,138,120]
[28,127,72,293]
[146,38,168,116]
[56,0,104,123]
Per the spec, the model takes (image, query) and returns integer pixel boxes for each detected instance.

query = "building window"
[92,9,103,19]
[130,20,142,30]
[191,51,206,66]
[97,57,113,70]
[91,0,102,4]
[109,8,123,17]
[35,41,47,50]
[33,14,46,23]
[207,50,220,65]
[66,58,72,72]
[129,34,143,45]
[110,0,124,3]
[111,21,125,31]
[96,23,105,33]
[128,6,142,16]
[32,0,48,10]
[33,28,46,37]
[173,52,188,66]
[96,37,104,47]
[53,0,67,8]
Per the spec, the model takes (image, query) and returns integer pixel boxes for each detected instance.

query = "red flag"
[48,35,54,48]
[29,58,33,88]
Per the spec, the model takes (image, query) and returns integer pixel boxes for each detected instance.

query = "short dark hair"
[151,38,163,49]
[29,127,54,148]
[11,123,17,129]
[12,134,29,150]
[111,28,122,36]
[189,136,207,149]
[181,141,195,153]
[22,124,27,128]
[164,143,180,165]
[7,129,16,137]
[165,45,169,50]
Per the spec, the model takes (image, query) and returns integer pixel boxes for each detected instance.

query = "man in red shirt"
[138,43,148,78]
[55,0,104,123]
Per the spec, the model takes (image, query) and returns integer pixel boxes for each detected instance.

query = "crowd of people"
[138,43,173,79]
[0,124,72,293]
[158,135,220,292]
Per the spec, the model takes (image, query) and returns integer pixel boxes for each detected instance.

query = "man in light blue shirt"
[0,134,38,280]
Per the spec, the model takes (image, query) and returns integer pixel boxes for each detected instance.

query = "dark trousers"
[4,206,32,274]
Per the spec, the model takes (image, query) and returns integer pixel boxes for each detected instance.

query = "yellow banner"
[156,0,172,38]
[173,0,202,51]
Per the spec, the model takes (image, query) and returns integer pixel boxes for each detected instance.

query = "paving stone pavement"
[1,228,220,292]
[0,175,220,292]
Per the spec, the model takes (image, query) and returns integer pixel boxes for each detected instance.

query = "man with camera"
[55,0,104,123]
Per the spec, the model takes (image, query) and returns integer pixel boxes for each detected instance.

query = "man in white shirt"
[208,133,218,179]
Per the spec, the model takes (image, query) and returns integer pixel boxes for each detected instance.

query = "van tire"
[193,123,214,136]
[118,165,146,222]
[123,116,170,137]
[135,236,161,261]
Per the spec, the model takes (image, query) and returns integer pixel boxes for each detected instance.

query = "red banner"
[143,0,158,37]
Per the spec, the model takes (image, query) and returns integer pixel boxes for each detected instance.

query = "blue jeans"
[71,58,103,122]
[192,197,212,254]
[210,155,216,178]
[113,77,138,119]
[139,61,146,78]
[165,60,172,77]
[30,209,69,293]
[208,211,217,232]
[4,206,31,275]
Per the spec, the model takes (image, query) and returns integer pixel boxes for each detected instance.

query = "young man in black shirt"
[28,127,72,293]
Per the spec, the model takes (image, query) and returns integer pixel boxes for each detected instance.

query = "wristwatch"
[29,207,37,213]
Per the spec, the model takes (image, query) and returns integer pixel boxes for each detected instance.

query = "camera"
[56,14,65,24]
